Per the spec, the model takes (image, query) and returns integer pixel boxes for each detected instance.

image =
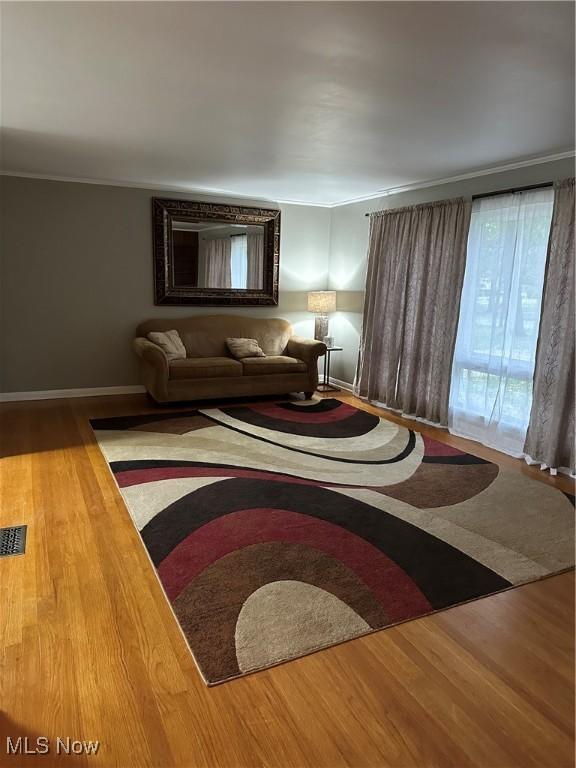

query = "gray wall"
[0,177,330,392]
[328,157,575,384]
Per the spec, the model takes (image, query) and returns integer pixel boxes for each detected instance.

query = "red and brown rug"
[91,398,574,685]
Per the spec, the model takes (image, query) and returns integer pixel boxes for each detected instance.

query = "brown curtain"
[205,237,232,288]
[247,233,264,289]
[355,197,471,425]
[524,178,575,473]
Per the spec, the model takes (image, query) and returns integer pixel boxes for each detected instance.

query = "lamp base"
[314,315,329,341]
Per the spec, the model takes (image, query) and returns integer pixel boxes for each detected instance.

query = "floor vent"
[0,525,27,557]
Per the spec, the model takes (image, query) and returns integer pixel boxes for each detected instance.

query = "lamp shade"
[307,291,336,314]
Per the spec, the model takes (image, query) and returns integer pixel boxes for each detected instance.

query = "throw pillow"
[147,330,186,361]
[226,337,266,359]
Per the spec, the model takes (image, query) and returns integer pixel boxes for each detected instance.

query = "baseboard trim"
[329,376,354,392]
[1,380,352,403]
[0,385,146,403]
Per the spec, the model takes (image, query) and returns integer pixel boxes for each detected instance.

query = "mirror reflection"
[171,220,265,290]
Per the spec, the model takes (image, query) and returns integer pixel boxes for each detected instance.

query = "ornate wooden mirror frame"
[152,198,280,306]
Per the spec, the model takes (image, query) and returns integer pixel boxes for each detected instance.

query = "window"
[230,234,248,289]
[449,187,554,456]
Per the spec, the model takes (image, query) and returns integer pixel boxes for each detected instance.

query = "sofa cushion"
[226,337,266,359]
[147,330,186,361]
[169,357,242,380]
[241,356,307,376]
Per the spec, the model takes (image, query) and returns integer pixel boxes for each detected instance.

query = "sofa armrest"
[133,337,169,375]
[286,336,327,365]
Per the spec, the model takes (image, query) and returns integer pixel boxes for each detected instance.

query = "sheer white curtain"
[230,234,248,289]
[449,187,554,456]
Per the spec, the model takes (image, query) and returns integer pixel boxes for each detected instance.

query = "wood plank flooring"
[0,392,573,768]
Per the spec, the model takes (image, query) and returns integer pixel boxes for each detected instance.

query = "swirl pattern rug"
[90,398,575,685]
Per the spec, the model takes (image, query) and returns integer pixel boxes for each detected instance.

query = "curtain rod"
[471,181,553,201]
[364,180,553,215]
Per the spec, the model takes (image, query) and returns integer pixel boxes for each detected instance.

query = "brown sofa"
[133,315,326,403]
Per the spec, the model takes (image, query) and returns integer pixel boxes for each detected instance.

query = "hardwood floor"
[0,392,573,768]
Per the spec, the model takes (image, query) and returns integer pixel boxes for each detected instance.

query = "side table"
[317,346,343,392]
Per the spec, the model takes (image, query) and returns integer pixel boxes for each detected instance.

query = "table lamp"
[307,291,336,341]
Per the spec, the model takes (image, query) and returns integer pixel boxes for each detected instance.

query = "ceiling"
[1,1,574,205]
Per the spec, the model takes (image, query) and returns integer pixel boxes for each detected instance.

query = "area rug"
[90,398,575,685]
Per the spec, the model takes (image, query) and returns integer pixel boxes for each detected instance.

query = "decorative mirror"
[152,198,280,305]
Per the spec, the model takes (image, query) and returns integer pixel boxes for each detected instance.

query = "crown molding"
[1,149,574,209]
[0,171,280,206]
[0,170,331,208]
[330,150,576,208]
